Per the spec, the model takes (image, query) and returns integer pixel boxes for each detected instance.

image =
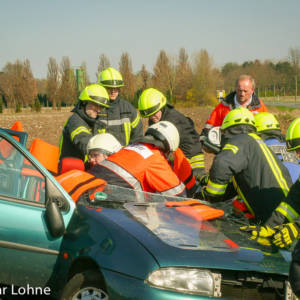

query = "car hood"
[101,200,292,276]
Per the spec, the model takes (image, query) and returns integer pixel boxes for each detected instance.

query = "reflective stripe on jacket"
[89,143,186,197]
[97,96,143,146]
[56,170,106,202]
[205,132,292,223]
[275,176,300,223]
[262,137,300,183]
[59,105,105,161]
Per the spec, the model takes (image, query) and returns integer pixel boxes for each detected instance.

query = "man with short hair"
[201,74,268,137]
[86,133,122,168]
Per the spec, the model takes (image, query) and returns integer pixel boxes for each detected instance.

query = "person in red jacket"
[89,121,187,197]
[201,75,268,138]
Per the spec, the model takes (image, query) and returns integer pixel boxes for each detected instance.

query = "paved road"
[265,102,300,108]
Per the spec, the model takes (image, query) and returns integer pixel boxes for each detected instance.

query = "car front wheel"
[60,270,108,300]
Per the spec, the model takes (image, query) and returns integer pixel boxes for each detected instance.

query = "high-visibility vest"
[98,143,186,197]
[56,170,106,202]
[172,148,196,194]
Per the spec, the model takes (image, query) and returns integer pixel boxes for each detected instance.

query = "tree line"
[0,47,300,113]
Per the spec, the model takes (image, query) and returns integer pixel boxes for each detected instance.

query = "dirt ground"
[0,105,299,171]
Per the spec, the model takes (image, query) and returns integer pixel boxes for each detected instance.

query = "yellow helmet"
[286,118,300,151]
[79,84,109,108]
[138,88,167,118]
[254,112,280,132]
[221,107,256,131]
[98,67,124,88]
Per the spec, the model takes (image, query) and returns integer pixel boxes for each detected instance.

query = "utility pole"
[73,67,84,97]
[295,75,298,103]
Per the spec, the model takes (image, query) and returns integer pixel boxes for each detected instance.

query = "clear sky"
[1,0,299,80]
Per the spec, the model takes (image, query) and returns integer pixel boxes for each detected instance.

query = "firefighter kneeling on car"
[238,118,300,247]
[197,107,293,226]
[235,117,300,297]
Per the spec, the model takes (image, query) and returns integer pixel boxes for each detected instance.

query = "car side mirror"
[45,200,65,238]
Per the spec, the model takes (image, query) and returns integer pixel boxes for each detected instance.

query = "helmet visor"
[89,95,109,107]
[88,149,112,158]
[139,103,161,117]
[100,80,124,87]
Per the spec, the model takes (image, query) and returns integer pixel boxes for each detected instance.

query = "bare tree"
[139,64,149,90]
[134,64,151,106]
[0,59,37,111]
[174,48,193,102]
[46,57,60,109]
[189,49,217,105]
[22,59,37,107]
[119,52,135,102]
[289,47,300,99]
[96,54,110,81]
[153,50,169,94]
[0,63,16,109]
[289,47,300,73]
[153,50,175,100]
[80,61,90,86]
[58,56,77,107]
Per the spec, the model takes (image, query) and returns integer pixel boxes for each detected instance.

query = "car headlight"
[146,267,221,297]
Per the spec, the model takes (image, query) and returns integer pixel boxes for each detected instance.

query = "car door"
[0,131,74,287]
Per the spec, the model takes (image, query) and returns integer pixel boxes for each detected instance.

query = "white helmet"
[87,133,122,155]
[145,121,180,152]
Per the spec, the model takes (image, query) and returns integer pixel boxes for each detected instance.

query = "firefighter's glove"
[193,185,205,200]
[272,223,300,248]
[240,225,276,238]
[240,225,275,247]
[199,174,209,187]
[193,168,206,183]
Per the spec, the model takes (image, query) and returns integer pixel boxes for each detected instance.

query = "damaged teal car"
[0,127,297,299]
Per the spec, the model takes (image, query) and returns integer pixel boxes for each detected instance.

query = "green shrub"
[0,98,3,113]
[33,98,41,112]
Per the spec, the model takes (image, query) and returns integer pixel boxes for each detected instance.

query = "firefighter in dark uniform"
[138,88,205,179]
[97,67,143,146]
[199,107,293,225]
[236,118,300,296]
[241,118,300,237]
[59,84,110,162]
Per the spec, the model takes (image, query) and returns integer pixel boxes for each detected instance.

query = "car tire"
[60,269,108,300]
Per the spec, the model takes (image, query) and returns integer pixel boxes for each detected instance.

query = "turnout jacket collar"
[259,130,286,143]
[108,95,124,107]
[72,104,98,127]
[223,92,262,110]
